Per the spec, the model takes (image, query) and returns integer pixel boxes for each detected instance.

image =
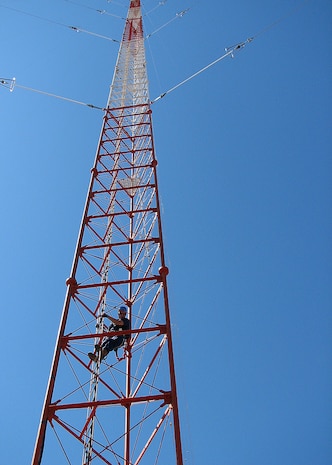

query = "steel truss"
[31,2,183,464]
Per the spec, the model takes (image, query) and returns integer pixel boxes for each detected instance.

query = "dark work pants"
[102,337,124,353]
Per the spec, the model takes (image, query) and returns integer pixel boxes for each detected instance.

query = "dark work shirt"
[110,317,130,339]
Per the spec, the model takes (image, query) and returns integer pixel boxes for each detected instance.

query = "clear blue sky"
[0,1,331,464]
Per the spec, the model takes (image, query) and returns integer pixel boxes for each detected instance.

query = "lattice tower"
[31,1,184,464]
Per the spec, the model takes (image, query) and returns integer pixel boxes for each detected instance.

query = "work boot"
[88,352,98,362]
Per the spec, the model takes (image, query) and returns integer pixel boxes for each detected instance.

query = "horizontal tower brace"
[80,237,159,251]
[85,207,157,221]
[49,392,172,413]
[71,275,162,291]
[63,324,167,341]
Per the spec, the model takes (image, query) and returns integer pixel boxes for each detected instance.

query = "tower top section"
[125,0,143,40]
[107,0,148,109]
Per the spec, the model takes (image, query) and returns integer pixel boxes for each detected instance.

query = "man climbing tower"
[88,306,130,362]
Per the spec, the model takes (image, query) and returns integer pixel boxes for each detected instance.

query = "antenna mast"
[31,1,183,464]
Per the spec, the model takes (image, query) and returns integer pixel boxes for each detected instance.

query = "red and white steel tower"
[31,1,183,464]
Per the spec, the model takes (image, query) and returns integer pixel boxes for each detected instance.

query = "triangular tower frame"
[31,2,183,464]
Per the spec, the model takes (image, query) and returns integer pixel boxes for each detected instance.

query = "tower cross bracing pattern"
[31,1,183,465]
